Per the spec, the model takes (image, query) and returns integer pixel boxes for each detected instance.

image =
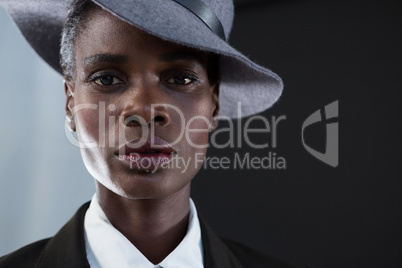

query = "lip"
[115,137,176,172]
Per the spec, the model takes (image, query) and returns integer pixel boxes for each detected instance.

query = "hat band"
[171,0,226,41]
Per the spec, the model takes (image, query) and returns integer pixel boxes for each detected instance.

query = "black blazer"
[0,202,298,268]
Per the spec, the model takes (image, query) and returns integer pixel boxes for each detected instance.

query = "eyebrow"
[83,52,205,67]
[159,52,205,64]
[83,54,129,66]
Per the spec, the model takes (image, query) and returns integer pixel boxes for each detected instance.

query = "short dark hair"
[59,0,220,84]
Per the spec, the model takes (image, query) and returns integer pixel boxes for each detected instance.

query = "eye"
[166,74,196,85]
[94,75,123,86]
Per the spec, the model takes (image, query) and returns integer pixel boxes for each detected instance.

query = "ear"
[210,81,220,131]
[64,80,76,132]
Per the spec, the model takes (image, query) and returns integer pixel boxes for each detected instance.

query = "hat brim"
[0,0,283,118]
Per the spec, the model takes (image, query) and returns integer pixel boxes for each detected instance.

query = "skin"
[64,7,219,264]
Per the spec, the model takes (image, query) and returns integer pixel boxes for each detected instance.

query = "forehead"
[75,6,208,63]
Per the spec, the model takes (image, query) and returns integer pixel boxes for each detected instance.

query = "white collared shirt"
[84,194,204,268]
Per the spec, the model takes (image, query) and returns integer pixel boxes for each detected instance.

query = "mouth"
[115,137,176,172]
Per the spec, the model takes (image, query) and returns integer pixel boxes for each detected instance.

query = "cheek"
[185,114,211,148]
[180,97,213,154]
[73,99,113,185]
[75,104,101,145]
[73,91,112,146]
[187,98,214,142]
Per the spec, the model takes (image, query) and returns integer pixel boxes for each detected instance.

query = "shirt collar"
[84,194,203,268]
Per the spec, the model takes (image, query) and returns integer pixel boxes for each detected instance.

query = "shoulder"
[221,238,300,268]
[0,238,50,268]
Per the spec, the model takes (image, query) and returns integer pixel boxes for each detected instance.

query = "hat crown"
[0,0,283,118]
[201,0,234,40]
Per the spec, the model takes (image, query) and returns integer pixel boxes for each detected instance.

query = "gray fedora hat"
[0,0,283,118]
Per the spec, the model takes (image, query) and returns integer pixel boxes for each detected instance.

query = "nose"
[120,86,171,128]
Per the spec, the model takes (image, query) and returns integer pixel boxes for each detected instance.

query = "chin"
[94,167,192,200]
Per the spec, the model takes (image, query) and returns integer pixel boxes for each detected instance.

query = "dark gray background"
[192,0,402,267]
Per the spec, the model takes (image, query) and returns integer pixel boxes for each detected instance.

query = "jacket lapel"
[199,215,243,268]
[35,202,243,268]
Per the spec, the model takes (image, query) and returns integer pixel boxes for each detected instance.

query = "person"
[0,0,298,267]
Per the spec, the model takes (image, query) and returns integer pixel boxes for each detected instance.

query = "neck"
[96,182,191,264]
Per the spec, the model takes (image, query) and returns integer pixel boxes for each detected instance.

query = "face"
[65,7,219,199]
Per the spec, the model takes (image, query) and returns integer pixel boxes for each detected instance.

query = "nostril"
[154,115,165,123]
[124,115,147,127]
